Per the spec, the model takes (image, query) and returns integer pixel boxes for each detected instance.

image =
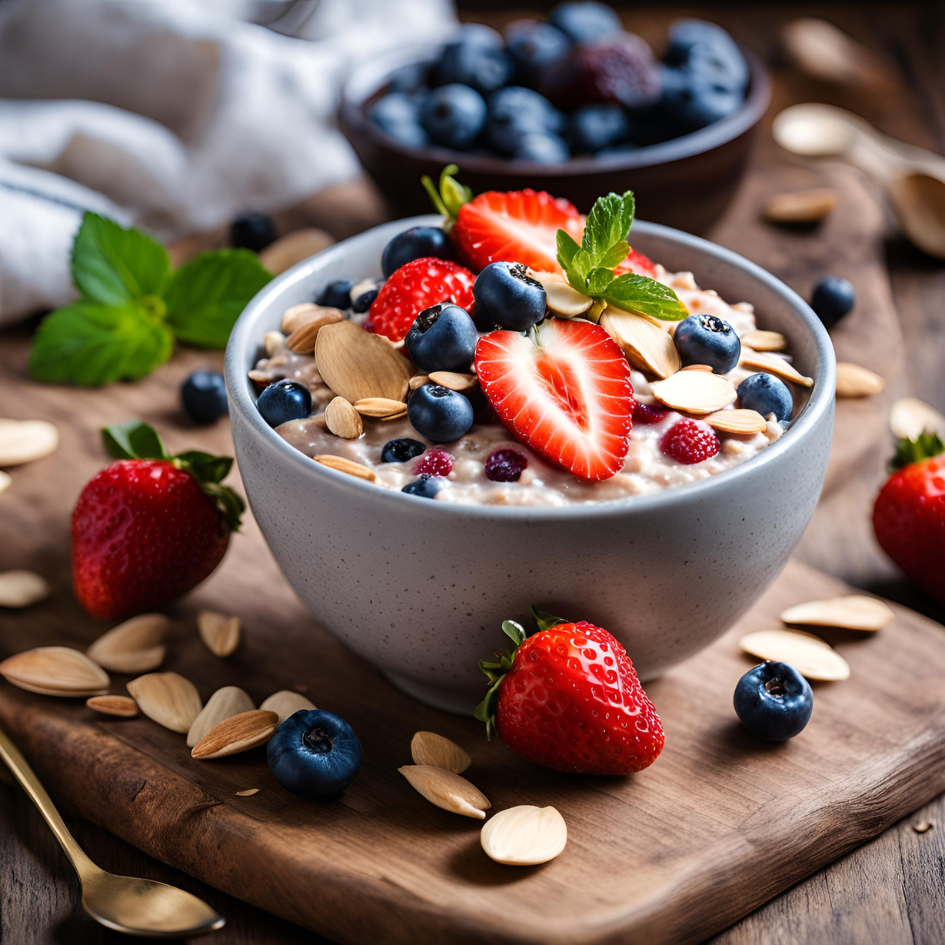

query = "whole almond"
[836,362,885,398]
[890,397,945,440]
[652,371,737,415]
[780,595,894,632]
[197,610,241,658]
[601,309,681,379]
[0,647,109,696]
[259,228,335,275]
[281,302,324,334]
[191,709,279,760]
[742,330,788,352]
[263,330,286,357]
[127,673,202,733]
[481,806,568,866]
[87,695,139,717]
[259,690,316,723]
[739,350,814,388]
[763,188,837,224]
[313,455,377,482]
[428,371,478,392]
[286,308,345,353]
[0,570,50,608]
[0,420,59,466]
[325,397,364,439]
[315,320,412,404]
[353,397,408,419]
[398,765,491,819]
[87,613,168,673]
[410,732,471,774]
[187,686,255,747]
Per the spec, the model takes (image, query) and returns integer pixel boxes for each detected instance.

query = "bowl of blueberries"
[340,2,770,232]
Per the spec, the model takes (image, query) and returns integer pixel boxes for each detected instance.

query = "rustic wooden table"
[2,3,944,943]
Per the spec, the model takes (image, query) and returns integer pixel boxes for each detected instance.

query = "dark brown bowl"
[340,43,771,233]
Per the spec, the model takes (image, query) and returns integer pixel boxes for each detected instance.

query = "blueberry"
[664,20,748,93]
[181,370,228,425]
[256,379,312,427]
[386,61,432,94]
[351,284,379,313]
[569,103,630,153]
[402,474,445,499]
[473,262,547,332]
[736,372,793,423]
[811,276,855,328]
[229,212,277,253]
[407,384,474,443]
[433,41,513,96]
[421,84,487,150]
[405,303,478,373]
[267,709,362,798]
[548,1,621,43]
[673,313,741,373]
[654,66,742,133]
[734,661,813,741]
[513,132,570,163]
[485,86,565,154]
[504,19,571,87]
[368,92,428,148]
[381,438,426,464]
[381,226,453,278]
[316,279,356,310]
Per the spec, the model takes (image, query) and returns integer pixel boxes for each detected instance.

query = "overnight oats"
[248,172,813,507]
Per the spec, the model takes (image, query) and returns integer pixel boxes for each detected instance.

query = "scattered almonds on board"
[835,362,885,398]
[739,629,851,681]
[0,471,11,494]
[191,710,279,760]
[0,570,50,608]
[763,188,837,224]
[0,420,59,466]
[86,613,168,673]
[780,595,894,631]
[410,731,472,774]
[481,806,568,866]
[187,686,255,748]
[197,610,241,658]
[127,672,203,733]
[260,690,317,723]
[0,647,109,697]
[398,765,492,819]
[890,397,945,440]
[86,695,139,717]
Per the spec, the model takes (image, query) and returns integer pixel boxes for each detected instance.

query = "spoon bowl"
[888,173,945,259]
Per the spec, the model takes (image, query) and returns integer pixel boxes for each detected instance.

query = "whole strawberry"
[475,611,664,775]
[873,432,945,604]
[73,422,244,620]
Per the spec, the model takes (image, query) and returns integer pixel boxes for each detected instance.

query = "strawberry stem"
[890,432,945,470]
[421,164,473,230]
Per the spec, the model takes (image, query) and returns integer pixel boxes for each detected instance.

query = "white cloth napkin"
[0,0,455,324]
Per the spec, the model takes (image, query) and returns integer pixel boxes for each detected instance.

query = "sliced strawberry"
[614,247,657,278]
[475,319,633,481]
[367,257,475,343]
[452,189,584,273]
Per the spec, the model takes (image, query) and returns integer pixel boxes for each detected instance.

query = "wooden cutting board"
[0,334,943,945]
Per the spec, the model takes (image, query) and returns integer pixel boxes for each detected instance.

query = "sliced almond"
[236,788,260,797]
[247,369,273,393]
[836,362,885,398]
[259,690,316,723]
[740,350,814,388]
[127,672,202,733]
[197,610,241,658]
[191,709,279,760]
[324,397,364,439]
[263,330,286,357]
[703,409,768,435]
[86,613,168,673]
[428,371,478,392]
[0,570,50,608]
[652,371,737,415]
[600,309,681,379]
[763,188,837,224]
[259,228,335,275]
[0,471,11,494]
[409,374,430,390]
[410,732,471,774]
[780,595,894,632]
[281,303,325,335]
[398,765,491,819]
[0,420,59,466]
[890,397,945,440]
[680,364,714,373]
[315,320,412,404]
[286,308,345,353]
[87,694,139,717]
[0,647,110,696]
[187,686,255,748]
[353,397,408,419]
[739,629,850,681]
[313,455,377,482]
[742,330,788,352]
[528,269,592,317]
[481,806,568,866]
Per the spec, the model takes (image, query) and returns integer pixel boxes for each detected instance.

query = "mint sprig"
[102,421,245,532]
[30,212,272,386]
[890,432,945,471]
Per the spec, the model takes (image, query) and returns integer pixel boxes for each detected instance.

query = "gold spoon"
[0,723,225,938]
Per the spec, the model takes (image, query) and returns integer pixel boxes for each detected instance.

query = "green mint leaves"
[30,212,273,387]
[102,421,245,532]
[557,190,688,322]
[890,432,945,471]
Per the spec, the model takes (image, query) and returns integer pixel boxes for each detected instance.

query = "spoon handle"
[0,722,97,878]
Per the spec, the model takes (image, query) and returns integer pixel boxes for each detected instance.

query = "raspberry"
[632,400,669,425]
[415,448,453,477]
[659,419,720,465]
[484,448,528,482]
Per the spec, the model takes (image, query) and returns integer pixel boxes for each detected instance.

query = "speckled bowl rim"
[225,216,836,520]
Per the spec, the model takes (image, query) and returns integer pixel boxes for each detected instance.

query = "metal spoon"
[0,722,224,938]
[887,173,945,259]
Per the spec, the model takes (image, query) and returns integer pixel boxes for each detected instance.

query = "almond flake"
[428,371,478,392]
[259,228,335,275]
[703,409,768,435]
[191,709,279,760]
[481,806,568,866]
[0,647,109,696]
[127,672,202,733]
[263,330,286,357]
[836,362,885,398]
[236,788,260,797]
[680,364,714,373]
[87,613,168,673]
[739,629,850,681]
[313,455,377,482]
[410,731,471,774]
[259,690,316,723]
[527,269,591,317]
[86,694,139,717]
[315,320,412,404]
[0,570,50,608]
[652,371,737,415]
[890,397,945,440]
[353,397,408,419]
[187,686,255,748]
[780,595,894,632]
[600,309,681,379]
[398,765,491,819]
[763,188,837,224]
[324,396,364,439]
[913,821,933,833]
[0,471,11,494]
[740,350,813,387]
[0,420,59,466]
[247,370,272,393]
[197,610,241,658]
[286,308,345,353]
[409,374,430,390]
[742,330,788,352]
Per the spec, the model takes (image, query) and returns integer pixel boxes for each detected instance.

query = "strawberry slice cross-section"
[475,319,634,481]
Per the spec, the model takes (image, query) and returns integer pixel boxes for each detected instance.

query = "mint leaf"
[603,273,689,321]
[557,230,581,269]
[72,212,170,306]
[103,421,169,460]
[599,240,630,271]
[890,432,945,470]
[582,191,635,260]
[164,250,272,348]
[586,267,615,297]
[29,302,173,386]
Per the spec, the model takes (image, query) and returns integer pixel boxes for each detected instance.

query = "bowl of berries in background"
[340,3,771,232]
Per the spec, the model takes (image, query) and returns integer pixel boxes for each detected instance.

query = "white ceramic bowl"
[226,216,835,714]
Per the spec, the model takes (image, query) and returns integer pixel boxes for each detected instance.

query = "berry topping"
[406,384,475,443]
[382,225,454,279]
[811,276,855,328]
[380,438,426,464]
[404,302,478,373]
[484,86,566,156]
[569,103,631,153]
[402,474,445,499]
[473,261,547,332]
[632,400,669,425]
[256,379,312,428]
[673,313,741,374]
[415,448,454,477]
[421,84,487,150]
[737,372,793,423]
[316,279,356,310]
[181,370,228,425]
[513,132,570,163]
[229,211,277,252]
[433,33,513,96]
[734,661,813,741]
[484,448,528,482]
[549,2,621,44]
[503,21,570,88]
[658,418,720,465]
[368,92,428,149]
